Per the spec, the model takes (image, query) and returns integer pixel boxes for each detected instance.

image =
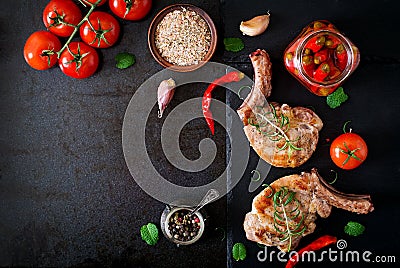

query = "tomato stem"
[87,18,113,47]
[56,0,102,58]
[124,0,134,18]
[78,0,87,8]
[65,43,91,72]
[340,142,362,166]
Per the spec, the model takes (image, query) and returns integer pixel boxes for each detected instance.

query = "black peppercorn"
[168,209,201,242]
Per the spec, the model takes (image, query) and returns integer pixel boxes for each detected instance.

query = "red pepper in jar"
[313,49,329,65]
[285,52,295,73]
[327,23,338,31]
[305,35,326,53]
[325,35,341,49]
[313,62,330,82]
[285,235,337,268]
[202,71,244,135]
[327,59,341,79]
[302,55,315,77]
[335,43,348,71]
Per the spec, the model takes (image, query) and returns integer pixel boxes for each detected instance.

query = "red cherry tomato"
[82,0,107,6]
[80,11,120,48]
[109,0,152,21]
[58,42,99,79]
[43,0,82,37]
[330,132,368,170]
[23,31,62,70]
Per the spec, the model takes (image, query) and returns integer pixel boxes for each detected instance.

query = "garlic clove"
[157,78,176,118]
[240,13,270,37]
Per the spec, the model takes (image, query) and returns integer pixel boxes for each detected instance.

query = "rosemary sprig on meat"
[248,104,302,157]
[272,186,306,252]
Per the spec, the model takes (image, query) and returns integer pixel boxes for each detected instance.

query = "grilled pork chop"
[243,169,374,251]
[237,49,323,167]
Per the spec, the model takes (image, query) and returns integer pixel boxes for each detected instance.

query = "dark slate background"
[224,0,400,268]
[1,0,400,268]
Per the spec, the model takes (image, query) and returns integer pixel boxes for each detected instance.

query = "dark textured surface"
[1,0,400,268]
[224,0,400,267]
[1,0,225,267]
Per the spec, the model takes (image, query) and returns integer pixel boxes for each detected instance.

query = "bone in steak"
[243,169,374,252]
[237,49,323,168]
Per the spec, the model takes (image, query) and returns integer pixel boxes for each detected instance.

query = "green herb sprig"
[215,227,226,241]
[251,169,261,181]
[328,169,338,185]
[248,104,302,158]
[272,187,306,251]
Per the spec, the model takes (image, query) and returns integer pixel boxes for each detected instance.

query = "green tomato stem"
[56,0,102,58]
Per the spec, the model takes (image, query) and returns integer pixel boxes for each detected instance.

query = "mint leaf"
[326,87,348,108]
[232,242,246,261]
[344,221,365,236]
[140,223,159,245]
[224,38,244,52]
[115,52,136,69]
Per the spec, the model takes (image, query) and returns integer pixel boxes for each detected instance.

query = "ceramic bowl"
[148,4,217,72]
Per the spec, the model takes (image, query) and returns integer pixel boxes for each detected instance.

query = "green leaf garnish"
[344,221,365,236]
[115,52,136,69]
[140,223,159,245]
[232,242,247,261]
[223,37,245,52]
[326,87,348,108]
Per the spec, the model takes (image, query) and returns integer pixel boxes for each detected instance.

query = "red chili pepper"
[335,43,348,71]
[305,35,326,53]
[313,62,330,82]
[202,71,244,134]
[313,49,329,65]
[285,235,337,268]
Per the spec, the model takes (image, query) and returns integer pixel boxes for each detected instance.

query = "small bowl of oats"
[148,4,217,72]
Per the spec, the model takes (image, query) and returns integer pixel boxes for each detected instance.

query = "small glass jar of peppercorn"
[161,206,205,245]
[284,20,360,96]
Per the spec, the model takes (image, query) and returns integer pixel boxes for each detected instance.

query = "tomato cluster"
[23,0,152,79]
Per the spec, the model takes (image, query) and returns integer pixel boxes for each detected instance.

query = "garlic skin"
[240,13,270,37]
[157,78,176,118]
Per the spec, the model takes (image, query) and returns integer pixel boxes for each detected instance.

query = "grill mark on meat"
[237,49,323,168]
[244,169,374,251]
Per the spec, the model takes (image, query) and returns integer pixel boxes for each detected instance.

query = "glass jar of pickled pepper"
[284,20,360,96]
